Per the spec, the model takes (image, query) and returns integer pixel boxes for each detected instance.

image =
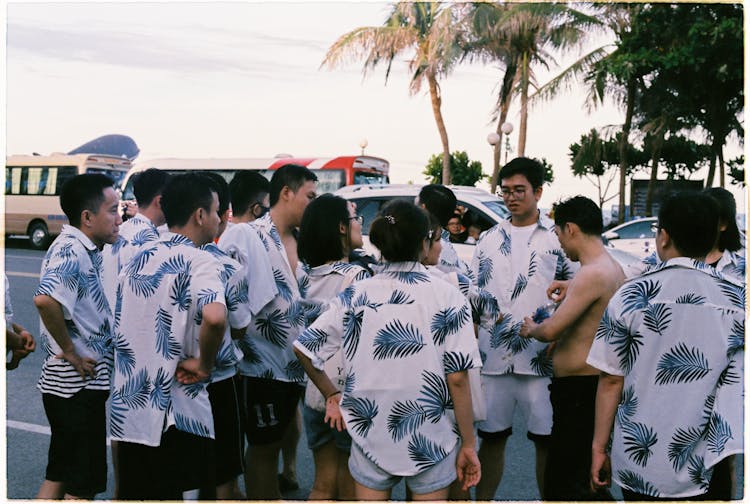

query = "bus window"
[315,170,346,193]
[354,171,388,185]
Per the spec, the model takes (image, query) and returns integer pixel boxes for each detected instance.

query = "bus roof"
[6,153,132,167]
[130,155,389,173]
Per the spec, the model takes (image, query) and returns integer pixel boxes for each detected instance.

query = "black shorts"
[545,375,612,501]
[117,426,216,500]
[42,389,108,497]
[207,376,244,484]
[241,376,303,445]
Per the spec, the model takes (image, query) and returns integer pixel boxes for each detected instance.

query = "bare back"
[552,251,625,377]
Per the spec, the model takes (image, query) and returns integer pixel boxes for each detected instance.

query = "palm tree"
[321,2,463,184]
[463,3,600,191]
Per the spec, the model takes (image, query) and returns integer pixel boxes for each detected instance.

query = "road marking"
[7,420,111,445]
[5,271,39,278]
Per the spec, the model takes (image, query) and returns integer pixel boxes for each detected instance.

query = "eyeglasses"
[349,215,363,224]
[252,202,270,217]
[650,222,660,234]
[500,187,527,199]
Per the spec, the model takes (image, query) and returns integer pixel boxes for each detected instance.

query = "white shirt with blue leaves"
[36,225,113,398]
[200,243,252,384]
[294,261,482,476]
[587,257,745,498]
[110,232,226,446]
[236,214,310,383]
[438,229,473,280]
[102,213,161,311]
[471,214,576,376]
[302,261,371,412]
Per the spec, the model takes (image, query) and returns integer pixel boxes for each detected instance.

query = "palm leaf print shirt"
[200,243,252,383]
[36,225,113,397]
[438,229,474,279]
[587,257,745,498]
[294,261,482,476]
[471,215,576,376]
[102,213,161,311]
[110,232,226,446]
[302,261,371,412]
[236,214,310,383]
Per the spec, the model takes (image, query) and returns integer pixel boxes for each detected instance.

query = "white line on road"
[5,271,39,278]
[7,420,111,445]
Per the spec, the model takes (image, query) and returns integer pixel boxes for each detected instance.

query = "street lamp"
[359,138,368,155]
[500,122,514,164]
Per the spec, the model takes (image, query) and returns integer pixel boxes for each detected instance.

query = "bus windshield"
[86,167,129,188]
[354,171,388,185]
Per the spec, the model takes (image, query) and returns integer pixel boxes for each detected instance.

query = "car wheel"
[29,222,50,250]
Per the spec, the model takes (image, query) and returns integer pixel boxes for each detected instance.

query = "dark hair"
[132,168,170,207]
[269,164,318,207]
[499,157,545,189]
[658,191,718,258]
[427,212,443,245]
[418,184,457,227]
[199,171,230,216]
[60,173,115,227]
[370,200,430,262]
[298,194,350,267]
[229,171,270,216]
[704,187,742,252]
[553,196,603,235]
[161,173,217,228]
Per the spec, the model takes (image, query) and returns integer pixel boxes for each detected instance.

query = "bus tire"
[29,222,50,250]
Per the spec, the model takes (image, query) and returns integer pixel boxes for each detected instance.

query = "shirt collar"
[502,210,555,231]
[131,213,157,230]
[642,256,743,286]
[60,224,98,251]
[372,261,428,275]
[160,231,196,248]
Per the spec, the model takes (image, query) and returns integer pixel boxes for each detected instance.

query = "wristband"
[326,390,341,400]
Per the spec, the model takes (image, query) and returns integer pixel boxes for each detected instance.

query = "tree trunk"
[705,153,716,188]
[489,62,517,194]
[617,77,636,224]
[517,53,529,157]
[718,145,725,188]
[428,74,451,185]
[644,131,665,217]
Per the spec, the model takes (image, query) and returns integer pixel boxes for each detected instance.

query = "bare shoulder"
[574,255,624,292]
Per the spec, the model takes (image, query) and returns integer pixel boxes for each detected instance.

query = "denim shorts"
[302,403,352,452]
[348,442,457,494]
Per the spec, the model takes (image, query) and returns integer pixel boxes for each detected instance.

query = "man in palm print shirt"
[589,192,744,500]
[471,157,576,500]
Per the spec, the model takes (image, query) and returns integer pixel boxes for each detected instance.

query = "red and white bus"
[120,154,390,200]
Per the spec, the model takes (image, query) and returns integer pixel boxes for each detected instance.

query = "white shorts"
[477,374,552,440]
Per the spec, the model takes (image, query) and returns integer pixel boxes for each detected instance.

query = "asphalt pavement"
[4,239,743,500]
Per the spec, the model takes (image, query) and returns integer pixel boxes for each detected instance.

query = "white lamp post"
[500,122,514,164]
[359,138,368,155]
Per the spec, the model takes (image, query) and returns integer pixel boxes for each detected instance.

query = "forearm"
[293,347,339,399]
[592,372,624,453]
[446,371,476,446]
[528,322,558,343]
[198,303,227,373]
[34,295,73,352]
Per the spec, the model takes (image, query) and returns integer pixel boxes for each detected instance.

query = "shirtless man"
[520,196,624,501]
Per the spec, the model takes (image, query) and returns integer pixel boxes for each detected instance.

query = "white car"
[602,217,657,259]
[336,184,644,275]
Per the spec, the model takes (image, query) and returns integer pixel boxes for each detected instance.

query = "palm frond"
[343,308,363,360]
[431,305,470,345]
[616,386,639,424]
[616,470,660,497]
[476,252,494,289]
[511,274,528,301]
[155,307,181,360]
[499,228,511,256]
[180,381,205,399]
[408,432,448,470]
[114,333,136,377]
[337,285,356,307]
[717,360,740,387]
[237,338,262,365]
[388,290,415,305]
[170,270,192,312]
[255,309,291,347]
[530,347,553,376]
[386,270,430,285]
[675,293,706,305]
[226,278,249,312]
[297,327,328,354]
[273,269,293,302]
[373,320,426,360]
[717,281,745,310]
[687,455,711,491]
[705,413,733,455]
[297,273,310,299]
[418,370,453,422]
[174,412,211,438]
[654,343,710,385]
[285,359,306,383]
[620,279,661,315]
[126,245,157,275]
[346,396,379,437]
[643,303,671,336]
[387,400,427,442]
[444,352,474,374]
[621,421,658,467]
[114,368,152,409]
[667,426,703,471]
[727,319,744,358]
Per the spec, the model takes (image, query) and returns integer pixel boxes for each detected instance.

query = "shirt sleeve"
[35,244,82,319]
[586,298,627,376]
[225,262,252,330]
[294,296,347,371]
[442,289,482,375]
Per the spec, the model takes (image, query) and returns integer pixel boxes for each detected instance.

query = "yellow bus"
[5,153,132,249]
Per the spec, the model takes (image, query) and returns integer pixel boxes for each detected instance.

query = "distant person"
[296,194,370,500]
[465,221,482,245]
[34,174,121,500]
[239,164,317,499]
[446,213,468,244]
[471,157,576,500]
[589,192,744,500]
[5,275,36,370]
[417,185,473,278]
[519,196,624,500]
[294,200,481,500]
[198,173,252,500]
[111,173,227,499]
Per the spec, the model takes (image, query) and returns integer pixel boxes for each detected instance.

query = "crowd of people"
[10,155,744,501]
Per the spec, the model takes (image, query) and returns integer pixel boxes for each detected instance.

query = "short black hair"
[704,187,742,253]
[161,173,217,228]
[658,191,718,258]
[132,168,170,207]
[199,171,230,215]
[60,173,115,227]
[298,194,350,267]
[269,164,318,207]
[370,200,430,262]
[229,171,270,216]
[418,184,457,227]
[553,196,603,235]
[499,157,545,189]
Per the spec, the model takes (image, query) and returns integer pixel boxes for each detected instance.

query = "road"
[4,240,742,500]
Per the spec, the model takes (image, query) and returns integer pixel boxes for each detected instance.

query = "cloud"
[6,22,327,78]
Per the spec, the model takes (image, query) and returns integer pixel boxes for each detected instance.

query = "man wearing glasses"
[471,157,576,500]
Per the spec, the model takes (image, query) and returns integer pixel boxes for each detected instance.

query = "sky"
[4,1,745,212]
